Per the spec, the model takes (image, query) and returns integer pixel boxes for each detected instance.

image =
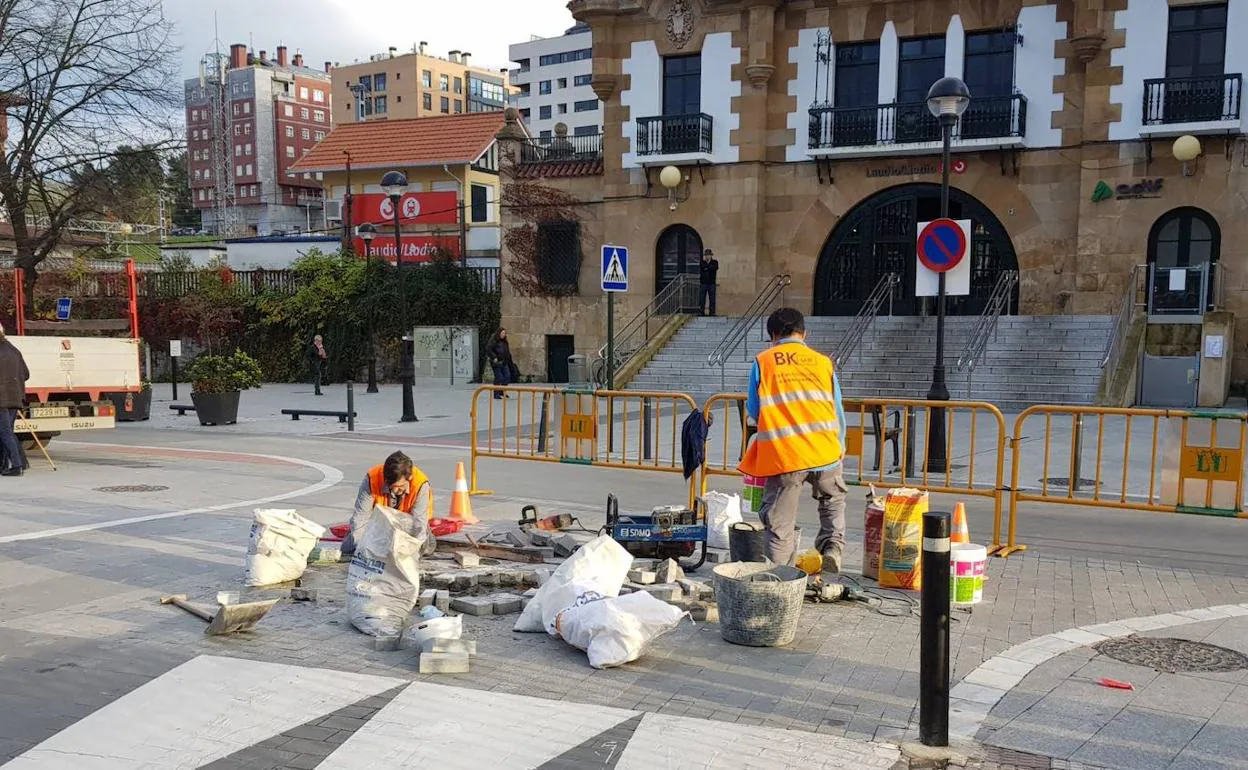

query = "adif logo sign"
[379,195,423,221]
[1092,178,1164,202]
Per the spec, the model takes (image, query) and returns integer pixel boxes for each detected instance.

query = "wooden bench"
[281,408,355,423]
[169,404,195,416]
[846,406,903,471]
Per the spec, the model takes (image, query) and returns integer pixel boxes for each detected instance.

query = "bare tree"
[0,0,179,297]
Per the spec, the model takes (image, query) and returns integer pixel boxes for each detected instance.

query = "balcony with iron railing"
[808,94,1027,156]
[635,113,713,163]
[1141,73,1243,136]
[519,132,603,164]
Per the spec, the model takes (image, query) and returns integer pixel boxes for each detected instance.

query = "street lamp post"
[357,222,379,394]
[923,76,971,474]
[382,170,418,423]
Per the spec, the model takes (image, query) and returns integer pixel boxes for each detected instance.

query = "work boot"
[821,543,843,574]
[1,467,23,477]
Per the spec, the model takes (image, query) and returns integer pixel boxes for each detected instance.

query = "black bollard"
[537,392,550,454]
[919,509,952,747]
[346,381,355,432]
[642,397,653,461]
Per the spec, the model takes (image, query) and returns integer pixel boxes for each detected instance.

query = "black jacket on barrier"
[681,409,708,480]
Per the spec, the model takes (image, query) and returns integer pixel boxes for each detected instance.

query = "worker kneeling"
[342,451,434,557]
[739,308,848,573]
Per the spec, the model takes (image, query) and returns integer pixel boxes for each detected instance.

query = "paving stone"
[421,638,477,655]
[642,583,682,602]
[434,590,451,613]
[372,635,400,652]
[705,548,732,564]
[454,552,480,568]
[478,571,499,586]
[449,574,478,592]
[689,602,718,622]
[677,578,712,599]
[289,587,317,602]
[491,595,524,615]
[497,571,518,587]
[420,652,471,674]
[529,530,553,545]
[627,569,657,585]
[426,573,455,589]
[656,558,685,584]
[418,589,437,608]
[553,535,580,557]
[450,596,494,616]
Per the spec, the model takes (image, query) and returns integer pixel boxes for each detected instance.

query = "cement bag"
[878,488,927,591]
[346,505,426,636]
[862,488,886,581]
[704,491,742,551]
[554,590,685,669]
[742,475,766,515]
[513,534,632,633]
[244,508,326,587]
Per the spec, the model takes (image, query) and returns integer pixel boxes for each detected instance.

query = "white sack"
[513,534,633,633]
[704,491,743,551]
[554,591,685,669]
[244,508,326,587]
[346,505,426,636]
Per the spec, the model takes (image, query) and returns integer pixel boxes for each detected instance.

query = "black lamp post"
[923,76,970,474]
[357,222,380,394]
[382,170,418,423]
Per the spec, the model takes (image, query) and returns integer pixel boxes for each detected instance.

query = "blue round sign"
[917,219,967,273]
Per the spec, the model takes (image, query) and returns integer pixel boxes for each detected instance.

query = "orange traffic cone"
[448,462,479,524]
[951,502,970,544]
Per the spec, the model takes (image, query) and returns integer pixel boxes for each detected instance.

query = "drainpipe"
[442,164,468,266]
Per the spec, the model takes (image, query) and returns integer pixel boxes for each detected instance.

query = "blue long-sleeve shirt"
[746,336,845,472]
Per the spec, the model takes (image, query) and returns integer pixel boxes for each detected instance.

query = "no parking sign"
[915,218,971,297]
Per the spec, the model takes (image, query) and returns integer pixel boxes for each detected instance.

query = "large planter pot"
[105,389,152,422]
[191,390,241,426]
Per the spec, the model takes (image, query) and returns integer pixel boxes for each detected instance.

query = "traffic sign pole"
[606,292,615,390]
[925,119,957,475]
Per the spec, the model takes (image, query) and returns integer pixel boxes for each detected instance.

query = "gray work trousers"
[757,466,848,567]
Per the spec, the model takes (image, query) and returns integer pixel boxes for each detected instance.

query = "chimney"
[419,41,428,55]
[388,46,397,58]
[324,60,332,73]
[461,52,471,66]
[276,46,288,67]
[229,43,247,70]
[259,50,268,64]
[293,52,303,67]
[449,49,461,63]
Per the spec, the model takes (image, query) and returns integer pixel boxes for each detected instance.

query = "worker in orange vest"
[342,450,434,556]
[739,308,847,572]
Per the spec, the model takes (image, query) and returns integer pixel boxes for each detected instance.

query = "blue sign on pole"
[601,245,629,292]
[916,218,967,273]
[55,297,72,322]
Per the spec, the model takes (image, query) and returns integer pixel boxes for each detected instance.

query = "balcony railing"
[809,94,1027,150]
[1143,73,1242,125]
[519,133,602,163]
[636,113,713,156]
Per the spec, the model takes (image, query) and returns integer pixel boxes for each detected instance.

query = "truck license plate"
[28,406,70,419]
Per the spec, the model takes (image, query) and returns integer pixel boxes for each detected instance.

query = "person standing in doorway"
[699,248,719,316]
[487,328,514,400]
[0,323,30,477]
[308,334,328,396]
[738,308,847,572]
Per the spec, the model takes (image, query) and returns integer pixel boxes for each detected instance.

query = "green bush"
[186,350,264,394]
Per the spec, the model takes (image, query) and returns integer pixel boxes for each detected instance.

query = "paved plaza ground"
[2,382,1247,769]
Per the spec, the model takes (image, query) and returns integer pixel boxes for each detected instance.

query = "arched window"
[655,224,703,294]
[1148,207,1220,268]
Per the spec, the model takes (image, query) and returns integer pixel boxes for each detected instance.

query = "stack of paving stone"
[622,558,719,622]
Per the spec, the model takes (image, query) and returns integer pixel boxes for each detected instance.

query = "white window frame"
[300,87,309,99]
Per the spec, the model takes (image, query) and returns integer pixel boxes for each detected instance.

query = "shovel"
[160,594,279,636]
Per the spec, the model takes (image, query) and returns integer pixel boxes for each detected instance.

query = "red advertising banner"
[353,235,460,263]
[350,191,459,226]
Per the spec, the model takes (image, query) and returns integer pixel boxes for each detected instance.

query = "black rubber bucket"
[729,522,767,562]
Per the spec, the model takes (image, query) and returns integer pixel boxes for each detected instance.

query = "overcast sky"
[165,0,578,77]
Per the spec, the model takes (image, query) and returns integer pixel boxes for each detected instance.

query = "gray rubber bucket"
[712,562,806,647]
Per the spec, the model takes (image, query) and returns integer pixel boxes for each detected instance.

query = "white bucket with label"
[950,543,987,606]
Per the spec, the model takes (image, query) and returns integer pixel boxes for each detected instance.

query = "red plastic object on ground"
[326,523,350,541]
[1097,678,1135,690]
[430,518,464,537]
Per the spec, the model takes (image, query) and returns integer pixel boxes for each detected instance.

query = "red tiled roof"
[513,159,604,179]
[291,112,506,173]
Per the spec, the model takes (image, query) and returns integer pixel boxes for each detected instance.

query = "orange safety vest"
[367,464,434,519]
[738,341,843,477]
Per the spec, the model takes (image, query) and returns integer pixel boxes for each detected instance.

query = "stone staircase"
[627,315,1115,410]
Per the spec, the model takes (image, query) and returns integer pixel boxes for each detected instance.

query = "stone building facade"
[498,0,1248,383]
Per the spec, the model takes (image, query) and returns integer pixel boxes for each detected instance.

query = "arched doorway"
[813,183,1020,316]
[1147,207,1220,314]
[655,224,703,294]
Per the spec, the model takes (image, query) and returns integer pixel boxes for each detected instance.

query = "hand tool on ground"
[606,493,707,569]
[518,504,575,531]
[14,411,55,471]
[159,594,279,635]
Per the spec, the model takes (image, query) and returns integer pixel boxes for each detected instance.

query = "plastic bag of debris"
[703,491,743,551]
[346,505,427,636]
[244,509,326,587]
[514,534,633,634]
[554,590,685,669]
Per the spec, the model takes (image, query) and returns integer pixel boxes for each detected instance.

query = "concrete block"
[451,596,494,616]
[553,535,580,557]
[492,595,524,615]
[449,574,478,592]
[627,569,658,585]
[534,568,553,586]
[478,571,499,587]
[498,571,518,587]
[689,602,718,623]
[434,590,451,613]
[523,587,539,597]
[290,587,317,602]
[678,579,711,599]
[419,589,437,608]
[454,552,481,568]
[705,548,732,564]
[373,635,401,651]
[419,652,470,674]
[529,530,554,545]
[421,638,477,655]
[535,547,557,560]
[656,558,685,584]
[427,573,455,589]
[642,583,682,602]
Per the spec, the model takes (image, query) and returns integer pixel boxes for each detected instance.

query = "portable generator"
[606,493,707,570]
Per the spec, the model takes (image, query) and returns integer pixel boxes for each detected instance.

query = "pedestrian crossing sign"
[601,245,629,292]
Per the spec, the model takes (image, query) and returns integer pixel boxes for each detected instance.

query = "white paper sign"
[1168,269,1186,292]
[168,340,183,358]
[1204,335,1225,359]
[915,219,972,297]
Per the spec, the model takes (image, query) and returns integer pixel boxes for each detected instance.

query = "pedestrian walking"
[738,308,847,572]
[308,334,328,396]
[487,329,515,399]
[0,322,30,477]
[699,248,719,316]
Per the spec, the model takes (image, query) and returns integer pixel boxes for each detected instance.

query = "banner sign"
[353,235,460,263]
[349,191,458,226]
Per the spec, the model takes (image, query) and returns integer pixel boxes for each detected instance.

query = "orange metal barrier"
[469,385,700,506]
[699,393,1010,553]
[1003,405,1248,556]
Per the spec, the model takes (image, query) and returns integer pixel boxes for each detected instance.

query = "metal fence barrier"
[469,385,700,506]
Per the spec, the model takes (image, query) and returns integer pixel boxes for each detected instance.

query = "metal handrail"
[1100,265,1146,369]
[706,274,791,386]
[957,270,1019,372]
[833,272,898,369]
[592,273,698,385]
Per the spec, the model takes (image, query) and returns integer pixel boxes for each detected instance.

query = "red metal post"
[125,259,140,338]
[13,267,24,335]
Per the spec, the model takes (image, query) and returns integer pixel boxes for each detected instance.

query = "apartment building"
[184,44,331,236]
[498,0,1248,391]
[510,23,602,141]
[331,44,510,124]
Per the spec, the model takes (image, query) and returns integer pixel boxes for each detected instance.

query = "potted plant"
[186,350,263,426]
